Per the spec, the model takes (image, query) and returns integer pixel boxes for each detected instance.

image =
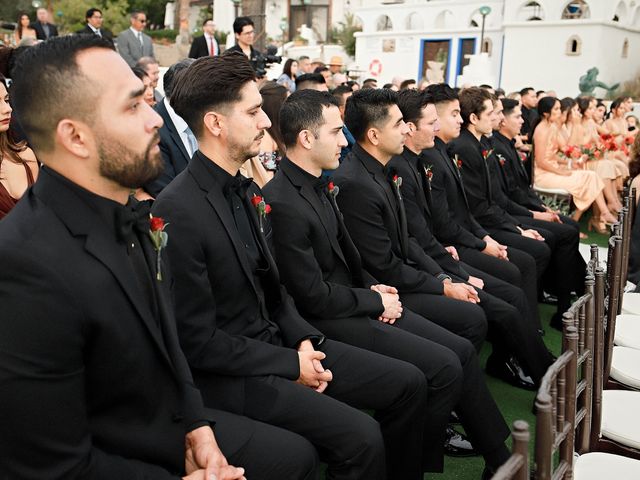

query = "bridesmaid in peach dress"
[533,97,615,231]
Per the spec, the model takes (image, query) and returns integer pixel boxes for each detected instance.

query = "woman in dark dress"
[0,74,38,220]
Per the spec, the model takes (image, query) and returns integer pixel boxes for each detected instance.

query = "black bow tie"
[115,199,151,242]
[224,175,253,198]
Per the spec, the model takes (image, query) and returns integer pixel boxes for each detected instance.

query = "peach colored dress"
[535,124,604,211]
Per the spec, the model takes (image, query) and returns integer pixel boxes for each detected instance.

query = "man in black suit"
[77,8,114,46]
[331,88,489,353]
[519,87,539,141]
[422,84,542,338]
[189,19,219,58]
[0,34,320,480]
[144,58,196,197]
[153,52,430,480]
[263,89,513,476]
[31,7,58,40]
[490,98,585,325]
[387,89,553,388]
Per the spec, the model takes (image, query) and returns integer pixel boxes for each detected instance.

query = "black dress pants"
[312,308,508,472]
[196,339,427,480]
[457,245,541,331]
[489,230,551,282]
[459,264,554,383]
[213,408,319,480]
[399,292,488,351]
[517,216,586,313]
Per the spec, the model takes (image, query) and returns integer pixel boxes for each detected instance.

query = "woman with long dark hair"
[276,58,298,94]
[532,96,613,227]
[0,75,38,219]
[13,13,37,46]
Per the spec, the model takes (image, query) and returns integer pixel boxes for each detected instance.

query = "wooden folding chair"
[490,421,530,480]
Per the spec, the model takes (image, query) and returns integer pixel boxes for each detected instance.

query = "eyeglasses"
[92,15,103,19]
[241,30,255,36]
[136,18,147,24]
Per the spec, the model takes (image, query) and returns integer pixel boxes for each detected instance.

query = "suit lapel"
[439,142,472,208]
[282,163,349,268]
[157,102,191,168]
[33,170,174,369]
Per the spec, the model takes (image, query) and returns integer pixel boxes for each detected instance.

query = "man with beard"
[153,52,429,480]
[0,35,317,479]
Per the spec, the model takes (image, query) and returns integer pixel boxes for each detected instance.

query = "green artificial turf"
[429,221,609,480]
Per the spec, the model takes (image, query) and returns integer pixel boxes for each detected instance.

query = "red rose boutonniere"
[481,149,493,161]
[251,194,271,233]
[496,154,506,167]
[149,215,168,281]
[391,174,403,199]
[424,165,433,182]
[328,181,340,199]
[453,154,462,170]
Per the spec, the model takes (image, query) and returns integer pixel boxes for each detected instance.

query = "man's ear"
[366,127,380,146]
[203,111,223,137]
[55,119,92,159]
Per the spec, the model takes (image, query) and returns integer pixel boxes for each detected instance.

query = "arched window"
[434,10,454,29]
[482,38,493,55]
[517,1,545,22]
[406,12,423,30]
[613,1,628,23]
[565,35,582,55]
[562,1,591,20]
[622,38,629,58]
[376,15,393,32]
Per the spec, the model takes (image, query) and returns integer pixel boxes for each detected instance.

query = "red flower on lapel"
[251,194,271,233]
[328,181,340,198]
[149,215,169,281]
[481,149,493,161]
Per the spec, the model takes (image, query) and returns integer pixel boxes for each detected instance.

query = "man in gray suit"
[116,10,154,67]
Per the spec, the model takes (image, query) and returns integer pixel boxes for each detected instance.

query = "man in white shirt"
[144,58,197,197]
[116,10,154,67]
[188,19,219,58]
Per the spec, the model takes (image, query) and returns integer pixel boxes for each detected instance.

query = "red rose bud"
[150,216,164,231]
[482,150,488,156]
[625,136,634,145]
[264,204,272,214]
[393,174,398,182]
[328,182,335,191]
[457,159,463,168]
[251,195,262,207]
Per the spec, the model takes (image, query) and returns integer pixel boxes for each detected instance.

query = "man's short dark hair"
[202,18,214,27]
[135,56,158,71]
[332,85,352,107]
[233,16,254,35]
[536,90,545,97]
[425,83,458,106]
[345,88,398,142]
[295,73,326,90]
[313,66,329,74]
[362,78,377,88]
[130,10,145,20]
[163,58,196,99]
[11,35,113,152]
[397,89,433,125]
[399,79,416,90]
[519,87,534,97]
[479,84,493,90]
[501,98,519,116]
[280,89,339,148]
[86,8,102,20]
[298,55,309,61]
[170,52,256,138]
[459,87,492,128]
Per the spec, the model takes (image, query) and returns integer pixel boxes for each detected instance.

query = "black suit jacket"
[30,21,58,40]
[423,137,488,250]
[448,129,520,233]
[145,100,192,197]
[264,158,383,334]
[491,131,546,212]
[77,24,114,46]
[0,168,210,478]
[332,144,446,295]
[389,147,469,279]
[153,151,323,411]
[188,35,218,58]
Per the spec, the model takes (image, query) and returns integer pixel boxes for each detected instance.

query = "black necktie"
[385,167,409,259]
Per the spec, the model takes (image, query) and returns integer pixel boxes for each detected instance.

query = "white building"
[350,0,640,97]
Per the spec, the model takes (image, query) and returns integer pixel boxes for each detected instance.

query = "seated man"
[153,52,429,480]
[0,35,312,480]
[490,98,586,326]
[388,89,553,388]
[264,88,513,476]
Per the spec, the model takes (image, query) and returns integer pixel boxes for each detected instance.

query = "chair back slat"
[604,236,623,382]
[590,266,606,451]
[491,421,530,480]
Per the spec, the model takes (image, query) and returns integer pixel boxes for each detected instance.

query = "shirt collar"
[194,150,241,195]
[164,97,188,133]
[130,27,142,36]
[88,24,99,33]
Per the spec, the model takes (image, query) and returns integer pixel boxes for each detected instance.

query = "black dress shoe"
[541,291,558,305]
[486,356,536,391]
[444,425,478,457]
